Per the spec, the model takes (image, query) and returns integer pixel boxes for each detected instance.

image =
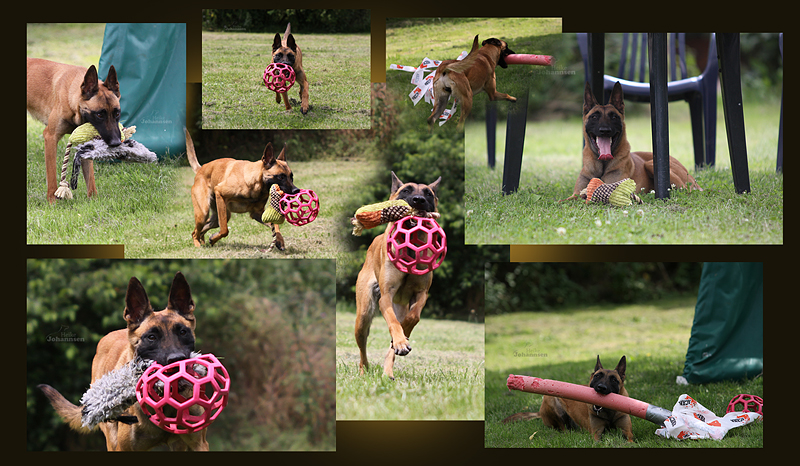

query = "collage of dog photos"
[25,8,777,456]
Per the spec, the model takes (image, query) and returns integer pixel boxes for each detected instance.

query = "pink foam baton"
[504,54,553,66]
[507,374,671,425]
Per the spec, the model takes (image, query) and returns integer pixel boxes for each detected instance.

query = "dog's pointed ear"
[104,65,120,97]
[615,355,627,380]
[262,142,277,167]
[583,82,599,116]
[167,272,195,321]
[124,277,153,327]
[272,33,283,52]
[277,143,288,162]
[609,81,625,114]
[286,34,298,53]
[428,176,442,195]
[390,171,404,193]
[594,354,604,372]
[81,65,100,100]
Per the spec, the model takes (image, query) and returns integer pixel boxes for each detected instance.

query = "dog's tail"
[502,411,542,423]
[185,127,202,173]
[37,384,94,433]
[284,23,291,38]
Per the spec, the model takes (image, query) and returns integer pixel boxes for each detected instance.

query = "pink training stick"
[504,54,553,66]
[507,374,671,425]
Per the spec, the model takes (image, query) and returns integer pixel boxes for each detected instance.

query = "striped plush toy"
[261,184,286,224]
[581,178,642,206]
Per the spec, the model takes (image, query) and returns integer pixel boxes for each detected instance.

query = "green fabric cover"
[682,262,763,383]
[99,23,186,158]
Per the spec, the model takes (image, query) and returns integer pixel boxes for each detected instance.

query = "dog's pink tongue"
[597,137,613,160]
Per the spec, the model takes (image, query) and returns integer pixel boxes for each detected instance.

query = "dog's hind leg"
[355,278,379,375]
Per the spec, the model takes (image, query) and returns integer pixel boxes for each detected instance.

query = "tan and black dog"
[428,35,516,129]
[504,355,635,442]
[27,58,122,202]
[568,81,702,199]
[185,128,299,251]
[38,272,208,451]
[272,23,310,115]
[354,172,441,379]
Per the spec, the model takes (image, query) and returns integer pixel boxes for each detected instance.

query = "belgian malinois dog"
[568,82,701,199]
[504,355,635,442]
[354,172,441,379]
[272,23,310,115]
[26,58,122,202]
[185,128,299,250]
[38,272,208,451]
[428,35,516,129]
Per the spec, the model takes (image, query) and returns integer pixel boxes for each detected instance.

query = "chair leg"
[688,94,705,169]
[717,33,750,194]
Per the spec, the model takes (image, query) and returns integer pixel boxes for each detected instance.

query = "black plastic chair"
[578,33,718,168]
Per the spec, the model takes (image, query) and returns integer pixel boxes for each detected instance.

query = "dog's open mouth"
[589,134,616,161]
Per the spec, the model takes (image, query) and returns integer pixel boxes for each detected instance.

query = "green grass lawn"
[336,303,485,420]
[202,31,370,129]
[485,299,763,447]
[465,93,783,245]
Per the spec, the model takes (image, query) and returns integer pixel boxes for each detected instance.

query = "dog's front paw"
[391,338,412,356]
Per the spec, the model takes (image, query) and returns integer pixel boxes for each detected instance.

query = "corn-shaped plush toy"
[261,184,286,224]
[351,200,414,236]
[581,178,642,206]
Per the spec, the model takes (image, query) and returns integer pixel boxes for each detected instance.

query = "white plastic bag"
[655,394,762,440]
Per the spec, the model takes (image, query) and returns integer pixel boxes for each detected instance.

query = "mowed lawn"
[336,305,485,420]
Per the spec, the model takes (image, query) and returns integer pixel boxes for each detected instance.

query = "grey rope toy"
[55,123,158,200]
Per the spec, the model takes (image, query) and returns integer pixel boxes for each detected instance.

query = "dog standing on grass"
[26,58,122,202]
[427,35,516,129]
[354,172,441,380]
[185,128,299,251]
[504,355,635,442]
[38,272,209,451]
[272,23,310,115]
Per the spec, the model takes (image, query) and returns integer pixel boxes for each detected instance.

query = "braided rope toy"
[54,123,158,200]
[350,199,440,236]
[580,178,642,206]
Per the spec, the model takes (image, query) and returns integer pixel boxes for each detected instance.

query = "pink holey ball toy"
[279,189,319,226]
[135,354,230,434]
[263,62,296,93]
[726,394,763,416]
[386,217,447,275]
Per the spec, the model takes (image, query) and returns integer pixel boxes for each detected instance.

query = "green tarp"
[682,262,763,383]
[99,23,186,158]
